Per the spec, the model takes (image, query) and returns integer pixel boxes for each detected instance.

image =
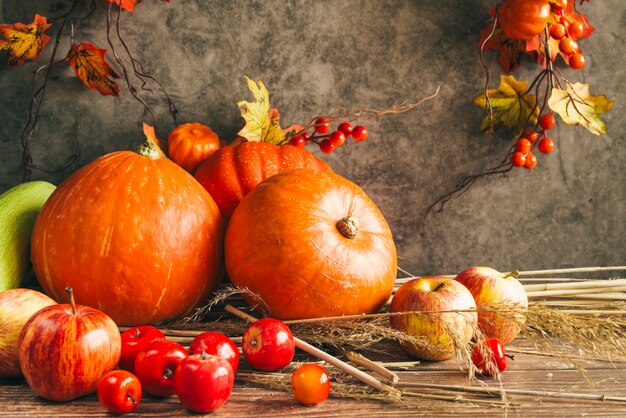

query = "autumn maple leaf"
[0,14,51,67]
[477,7,528,73]
[548,82,613,136]
[68,42,120,96]
[104,0,171,12]
[236,77,288,145]
[473,74,539,138]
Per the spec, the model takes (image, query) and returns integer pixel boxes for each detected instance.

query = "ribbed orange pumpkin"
[498,0,551,40]
[225,169,397,320]
[167,123,221,173]
[194,141,332,219]
[30,140,225,326]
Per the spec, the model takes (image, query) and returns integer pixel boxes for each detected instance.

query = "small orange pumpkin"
[498,0,551,40]
[225,168,397,320]
[31,139,225,326]
[167,123,221,173]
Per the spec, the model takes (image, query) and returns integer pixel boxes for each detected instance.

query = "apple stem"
[65,287,77,315]
[503,270,519,279]
[505,353,515,361]
[200,351,209,360]
[134,328,140,338]
[163,368,173,379]
[127,392,137,405]
[434,282,448,292]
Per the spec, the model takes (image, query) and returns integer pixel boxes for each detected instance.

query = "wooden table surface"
[2,336,626,417]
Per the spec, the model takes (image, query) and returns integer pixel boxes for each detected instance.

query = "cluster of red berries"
[289,117,368,154]
[511,113,555,170]
[549,2,586,70]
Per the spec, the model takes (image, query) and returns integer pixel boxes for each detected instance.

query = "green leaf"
[236,76,285,144]
[548,83,614,136]
[473,74,538,138]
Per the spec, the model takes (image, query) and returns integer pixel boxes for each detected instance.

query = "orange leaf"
[0,14,51,67]
[68,42,120,96]
[104,0,143,12]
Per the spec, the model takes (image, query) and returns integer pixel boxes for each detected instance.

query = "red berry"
[528,132,539,143]
[319,139,335,154]
[289,135,306,147]
[522,129,534,138]
[314,117,330,134]
[524,153,538,169]
[328,131,346,147]
[539,113,555,131]
[559,37,577,55]
[515,138,532,154]
[538,137,554,154]
[471,338,508,376]
[569,53,586,70]
[549,23,566,40]
[511,152,526,168]
[291,363,331,405]
[568,21,584,39]
[351,125,368,142]
[301,131,311,143]
[337,122,353,136]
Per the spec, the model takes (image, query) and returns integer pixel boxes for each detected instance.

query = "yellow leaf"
[473,74,539,138]
[236,77,286,145]
[548,83,614,136]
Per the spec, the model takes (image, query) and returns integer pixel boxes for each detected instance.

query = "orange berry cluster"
[289,117,368,154]
[511,113,555,170]
[549,1,586,70]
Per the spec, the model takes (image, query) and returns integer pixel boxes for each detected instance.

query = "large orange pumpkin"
[31,140,225,326]
[194,141,332,219]
[498,0,551,40]
[225,169,397,320]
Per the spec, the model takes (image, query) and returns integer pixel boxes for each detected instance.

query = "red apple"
[119,325,165,373]
[97,369,142,414]
[242,318,295,371]
[390,276,477,361]
[174,353,234,413]
[0,288,56,378]
[189,332,240,373]
[134,338,188,397]
[18,288,121,402]
[455,266,528,344]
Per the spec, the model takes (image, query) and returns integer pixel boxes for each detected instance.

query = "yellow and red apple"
[455,266,528,344]
[390,276,477,361]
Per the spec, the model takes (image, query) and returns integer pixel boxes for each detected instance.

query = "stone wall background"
[1,1,624,277]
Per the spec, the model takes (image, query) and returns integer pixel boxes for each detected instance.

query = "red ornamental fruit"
[549,23,566,40]
[134,339,188,397]
[242,318,295,371]
[538,137,555,154]
[98,370,142,414]
[337,122,353,136]
[314,117,331,134]
[174,353,234,413]
[189,332,240,373]
[328,131,346,147]
[225,169,397,320]
[291,363,331,405]
[568,20,584,39]
[289,135,306,147]
[511,152,527,168]
[515,138,532,154]
[539,113,555,131]
[524,152,538,169]
[194,141,332,219]
[569,53,586,70]
[18,289,121,402]
[498,0,551,40]
[319,139,335,154]
[351,125,368,142]
[559,37,577,55]
[471,338,508,376]
[119,325,165,373]
[30,138,225,326]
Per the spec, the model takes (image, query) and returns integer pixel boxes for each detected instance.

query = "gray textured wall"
[1,1,624,277]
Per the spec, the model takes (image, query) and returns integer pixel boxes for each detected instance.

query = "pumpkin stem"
[336,216,359,239]
[136,137,166,160]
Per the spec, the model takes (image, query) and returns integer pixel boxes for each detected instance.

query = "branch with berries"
[423,0,613,232]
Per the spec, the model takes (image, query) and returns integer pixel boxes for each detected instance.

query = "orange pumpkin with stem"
[224,168,397,320]
[167,123,221,173]
[194,141,332,220]
[30,137,225,326]
[498,0,551,40]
